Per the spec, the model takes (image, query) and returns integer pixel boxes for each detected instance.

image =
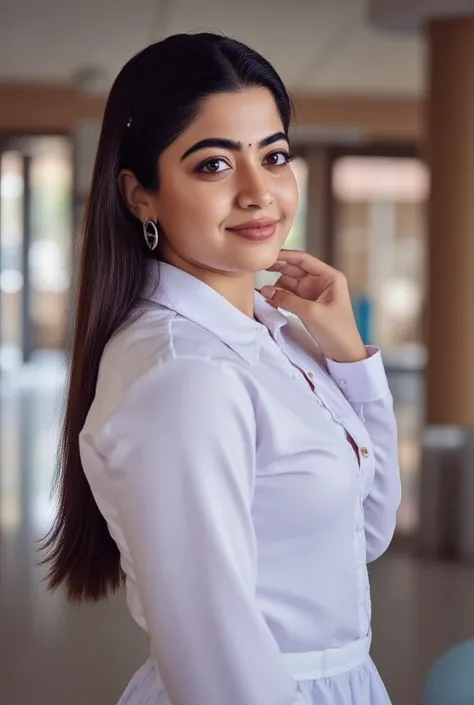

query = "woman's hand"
[260,250,367,363]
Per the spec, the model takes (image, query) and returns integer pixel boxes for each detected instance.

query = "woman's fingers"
[276,249,335,277]
[260,274,300,302]
[274,274,299,292]
[266,260,305,279]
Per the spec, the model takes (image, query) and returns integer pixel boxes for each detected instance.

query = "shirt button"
[361,447,369,459]
[307,371,314,379]
[339,379,347,389]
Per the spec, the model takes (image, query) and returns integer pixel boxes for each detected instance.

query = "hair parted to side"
[40,32,293,602]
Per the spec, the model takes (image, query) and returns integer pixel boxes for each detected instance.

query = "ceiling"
[0,0,425,95]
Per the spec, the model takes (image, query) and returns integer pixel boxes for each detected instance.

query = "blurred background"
[1,1,474,704]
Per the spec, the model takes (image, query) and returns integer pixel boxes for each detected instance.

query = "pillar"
[420,18,474,560]
[369,0,474,559]
[426,19,474,427]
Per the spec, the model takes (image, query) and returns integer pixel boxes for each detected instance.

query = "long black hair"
[41,32,293,602]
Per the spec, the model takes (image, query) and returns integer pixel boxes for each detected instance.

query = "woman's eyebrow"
[180,132,289,161]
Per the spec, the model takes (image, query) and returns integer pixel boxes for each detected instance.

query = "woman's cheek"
[183,183,230,219]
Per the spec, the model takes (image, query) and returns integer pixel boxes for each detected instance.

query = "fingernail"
[262,287,276,300]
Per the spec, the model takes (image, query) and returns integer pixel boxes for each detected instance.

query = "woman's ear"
[118,170,155,222]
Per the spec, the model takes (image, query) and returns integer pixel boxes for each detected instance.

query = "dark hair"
[41,32,293,602]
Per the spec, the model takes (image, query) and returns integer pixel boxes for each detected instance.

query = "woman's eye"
[264,151,295,167]
[196,158,230,174]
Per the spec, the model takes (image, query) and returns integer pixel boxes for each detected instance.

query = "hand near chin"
[260,250,367,364]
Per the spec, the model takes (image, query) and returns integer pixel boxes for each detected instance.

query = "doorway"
[330,144,429,536]
[0,136,73,373]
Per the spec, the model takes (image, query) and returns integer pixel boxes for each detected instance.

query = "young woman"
[44,32,401,705]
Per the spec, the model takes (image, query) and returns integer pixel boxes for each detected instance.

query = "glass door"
[0,136,73,374]
[331,148,429,536]
[0,149,25,371]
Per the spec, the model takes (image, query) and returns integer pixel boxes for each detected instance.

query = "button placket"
[284,347,373,478]
[285,349,368,476]
[280,349,354,436]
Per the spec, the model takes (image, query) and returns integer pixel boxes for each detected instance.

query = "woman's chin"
[236,243,283,273]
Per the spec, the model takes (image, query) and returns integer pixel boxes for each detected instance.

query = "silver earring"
[143,218,159,251]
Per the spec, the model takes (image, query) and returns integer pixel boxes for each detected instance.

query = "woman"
[44,32,401,705]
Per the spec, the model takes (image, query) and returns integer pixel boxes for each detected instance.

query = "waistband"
[282,632,372,681]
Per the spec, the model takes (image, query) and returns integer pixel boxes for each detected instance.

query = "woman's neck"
[161,253,256,319]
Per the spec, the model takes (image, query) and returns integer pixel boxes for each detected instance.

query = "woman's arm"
[326,347,402,563]
[91,357,303,705]
[259,251,401,564]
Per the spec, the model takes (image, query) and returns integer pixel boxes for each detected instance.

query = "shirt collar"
[145,260,288,364]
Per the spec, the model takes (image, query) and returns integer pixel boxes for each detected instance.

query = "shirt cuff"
[325,346,391,403]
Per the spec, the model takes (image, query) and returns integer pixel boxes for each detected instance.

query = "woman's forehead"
[180,88,283,144]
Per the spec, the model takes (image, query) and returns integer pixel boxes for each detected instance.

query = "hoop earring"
[143,218,159,251]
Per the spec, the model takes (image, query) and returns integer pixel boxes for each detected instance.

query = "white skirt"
[117,634,392,705]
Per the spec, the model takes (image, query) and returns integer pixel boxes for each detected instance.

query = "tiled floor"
[1,361,473,705]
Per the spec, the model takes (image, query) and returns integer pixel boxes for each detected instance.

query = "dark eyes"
[196,150,296,174]
[265,151,296,167]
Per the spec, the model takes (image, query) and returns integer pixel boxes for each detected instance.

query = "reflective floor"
[1,360,473,705]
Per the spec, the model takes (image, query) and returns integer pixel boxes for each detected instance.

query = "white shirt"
[80,260,401,705]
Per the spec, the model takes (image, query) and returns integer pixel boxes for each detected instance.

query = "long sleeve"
[94,357,303,705]
[326,347,402,563]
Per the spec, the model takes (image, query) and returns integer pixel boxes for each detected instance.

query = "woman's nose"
[236,167,273,209]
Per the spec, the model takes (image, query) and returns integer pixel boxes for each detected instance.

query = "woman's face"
[150,87,299,276]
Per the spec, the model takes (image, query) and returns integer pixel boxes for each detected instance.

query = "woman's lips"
[226,219,279,241]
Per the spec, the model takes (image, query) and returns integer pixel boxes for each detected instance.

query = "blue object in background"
[353,294,373,346]
[424,640,474,705]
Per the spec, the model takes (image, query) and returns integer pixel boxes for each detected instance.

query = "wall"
[0,84,423,142]
[0,85,105,133]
